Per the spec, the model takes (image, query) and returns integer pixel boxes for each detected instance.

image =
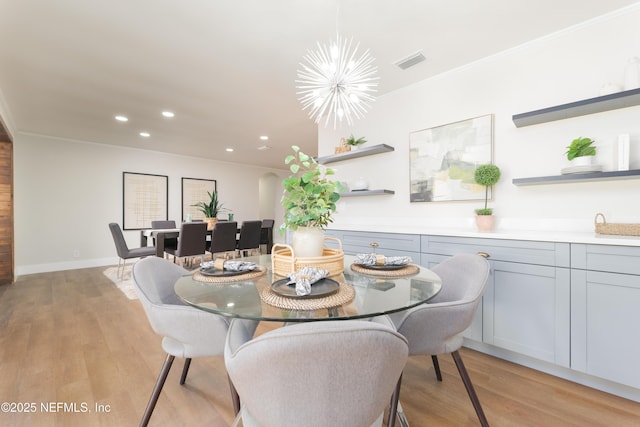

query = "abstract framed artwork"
[181,177,217,222]
[409,114,493,203]
[122,172,168,230]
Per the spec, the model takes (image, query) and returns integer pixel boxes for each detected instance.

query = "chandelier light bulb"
[296,34,379,128]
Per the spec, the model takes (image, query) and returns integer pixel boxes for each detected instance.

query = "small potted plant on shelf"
[280,145,342,257]
[345,134,367,150]
[192,190,227,230]
[566,136,596,166]
[474,164,501,232]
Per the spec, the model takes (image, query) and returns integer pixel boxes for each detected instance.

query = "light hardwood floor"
[1,266,638,426]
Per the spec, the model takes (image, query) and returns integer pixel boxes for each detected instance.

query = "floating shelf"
[316,144,394,164]
[512,169,640,186]
[512,88,640,128]
[340,189,395,197]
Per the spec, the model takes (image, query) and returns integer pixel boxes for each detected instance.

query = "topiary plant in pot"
[565,137,596,165]
[280,145,342,257]
[473,164,501,231]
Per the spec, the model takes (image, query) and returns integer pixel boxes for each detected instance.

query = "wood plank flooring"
[0,266,638,426]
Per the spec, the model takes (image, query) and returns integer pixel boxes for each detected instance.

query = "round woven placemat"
[260,282,356,310]
[192,265,266,283]
[350,263,420,277]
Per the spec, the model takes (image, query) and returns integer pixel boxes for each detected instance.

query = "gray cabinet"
[421,235,571,366]
[571,244,640,389]
[332,230,421,258]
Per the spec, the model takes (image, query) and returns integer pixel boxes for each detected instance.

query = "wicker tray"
[271,238,344,277]
[594,213,640,237]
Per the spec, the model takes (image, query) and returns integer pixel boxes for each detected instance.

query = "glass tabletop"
[174,254,441,322]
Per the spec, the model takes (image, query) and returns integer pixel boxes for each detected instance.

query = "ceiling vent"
[394,51,426,70]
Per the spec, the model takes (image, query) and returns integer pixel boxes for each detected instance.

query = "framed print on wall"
[409,114,493,203]
[122,172,168,230]
[181,177,217,222]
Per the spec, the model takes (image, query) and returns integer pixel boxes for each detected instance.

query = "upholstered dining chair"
[151,220,177,254]
[108,222,156,279]
[208,220,238,259]
[224,319,409,427]
[236,220,262,257]
[388,253,491,427]
[259,219,274,254]
[132,256,258,427]
[164,221,208,267]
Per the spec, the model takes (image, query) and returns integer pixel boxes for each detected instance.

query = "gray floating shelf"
[316,144,394,164]
[340,189,395,197]
[512,88,640,128]
[512,169,640,186]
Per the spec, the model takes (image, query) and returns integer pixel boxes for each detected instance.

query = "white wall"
[13,133,286,275]
[319,5,640,233]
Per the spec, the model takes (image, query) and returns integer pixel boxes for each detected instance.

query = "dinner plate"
[356,264,408,271]
[271,278,340,299]
[199,267,250,277]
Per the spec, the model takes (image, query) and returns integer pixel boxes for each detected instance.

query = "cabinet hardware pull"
[370,242,379,248]
[477,252,490,258]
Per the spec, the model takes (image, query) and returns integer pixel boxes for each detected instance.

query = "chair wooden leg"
[387,373,403,427]
[228,374,241,416]
[431,355,443,381]
[451,350,489,427]
[180,358,192,385]
[140,354,175,427]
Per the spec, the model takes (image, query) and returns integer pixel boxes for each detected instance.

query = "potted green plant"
[192,190,227,230]
[473,164,501,232]
[345,134,367,150]
[565,137,596,166]
[280,145,342,257]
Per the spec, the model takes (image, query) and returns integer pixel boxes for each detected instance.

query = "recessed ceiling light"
[139,132,150,137]
[259,135,269,140]
[257,145,271,151]
[115,115,128,122]
[226,148,234,152]
[162,111,175,118]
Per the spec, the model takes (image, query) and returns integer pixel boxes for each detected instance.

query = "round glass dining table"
[174,254,442,322]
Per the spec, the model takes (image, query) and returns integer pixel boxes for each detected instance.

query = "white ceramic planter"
[291,226,325,257]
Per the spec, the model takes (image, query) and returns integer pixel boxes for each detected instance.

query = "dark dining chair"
[151,220,177,254]
[208,221,238,259]
[164,222,208,267]
[108,223,156,279]
[260,219,275,254]
[236,220,262,257]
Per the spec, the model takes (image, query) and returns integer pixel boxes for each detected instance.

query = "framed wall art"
[122,172,168,230]
[409,114,493,203]
[181,177,217,222]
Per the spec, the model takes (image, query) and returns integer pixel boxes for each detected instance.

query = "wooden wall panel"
[0,127,13,284]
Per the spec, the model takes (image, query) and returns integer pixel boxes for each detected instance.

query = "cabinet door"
[484,261,570,366]
[420,253,483,342]
[571,269,640,389]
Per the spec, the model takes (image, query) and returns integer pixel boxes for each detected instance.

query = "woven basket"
[271,237,344,277]
[594,213,640,236]
[334,137,351,154]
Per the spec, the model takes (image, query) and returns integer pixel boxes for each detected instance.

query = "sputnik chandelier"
[296,33,379,128]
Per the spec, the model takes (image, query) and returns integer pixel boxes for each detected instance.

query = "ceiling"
[1,1,638,169]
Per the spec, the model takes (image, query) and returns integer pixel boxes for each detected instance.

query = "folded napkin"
[354,253,412,266]
[200,259,257,272]
[287,266,330,296]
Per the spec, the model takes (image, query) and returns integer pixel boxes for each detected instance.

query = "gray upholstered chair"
[208,220,238,259]
[236,220,262,257]
[225,319,408,427]
[388,253,491,427]
[132,256,258,427]
[164,221,208,267]
[108,222,156,278]
[151,220,178,253]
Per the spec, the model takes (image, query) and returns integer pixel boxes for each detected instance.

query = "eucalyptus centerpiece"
[192,190,227,230]
[473,164,501,232]
[280,145,342,257]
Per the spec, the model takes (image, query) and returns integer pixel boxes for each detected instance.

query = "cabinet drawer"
[571,244,640,275]
[421,235,569,267]
[338,230,421,256]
